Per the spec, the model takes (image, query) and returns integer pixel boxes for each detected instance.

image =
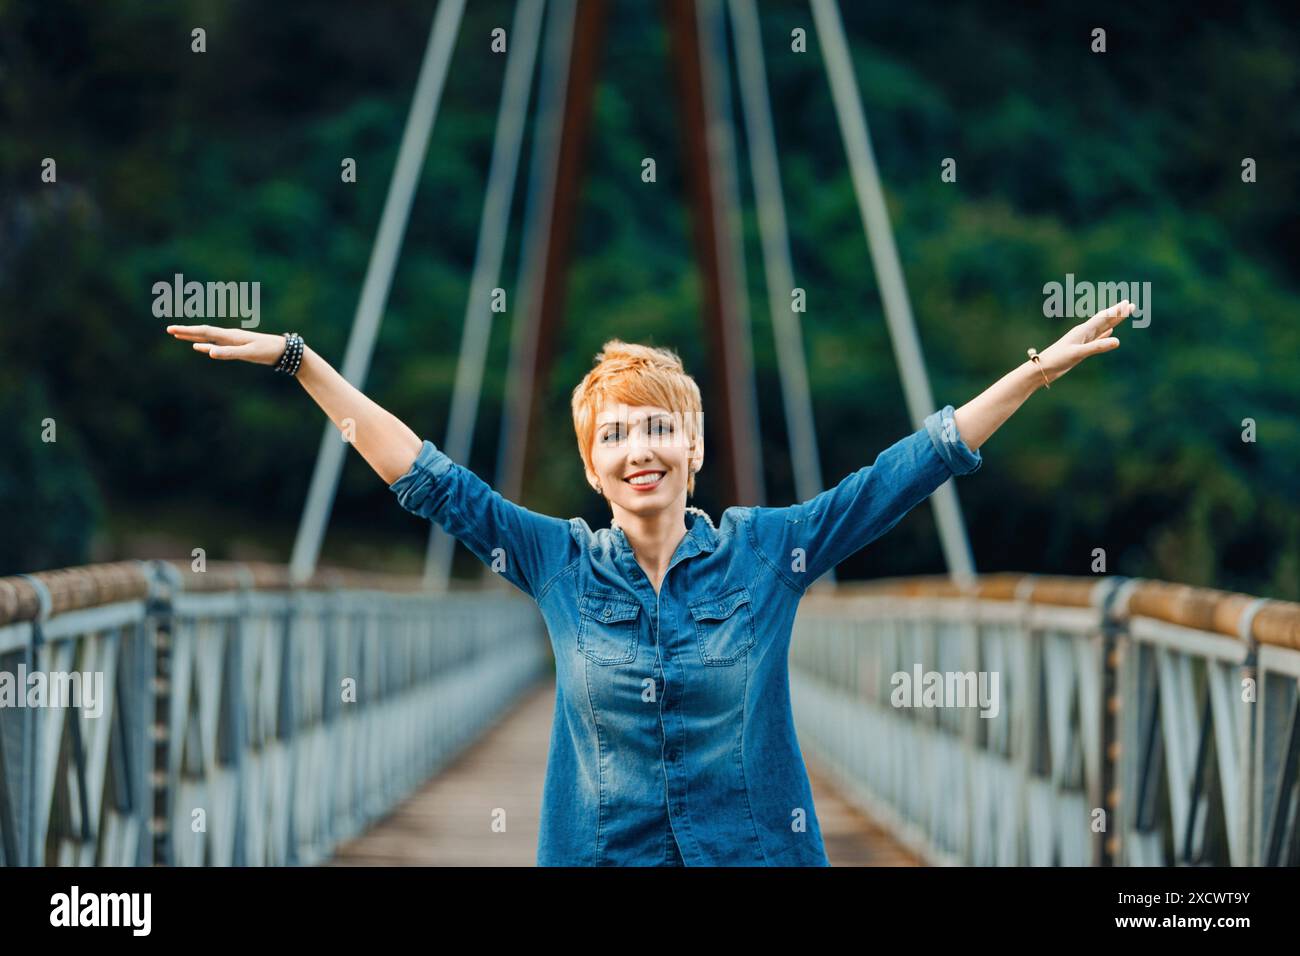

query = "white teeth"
[627,472,663,485]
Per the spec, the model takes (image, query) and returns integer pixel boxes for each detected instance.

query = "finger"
[1088,337,1120,355]
[172,324,243,345]
[1088,300,1133,336]
[205,342,255,360]
[1080,302,1122,338]
[168,325,207,340]
[170,326,219,342]
[191,341,237,358]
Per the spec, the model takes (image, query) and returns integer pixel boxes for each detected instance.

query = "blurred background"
[1,0,1296,598]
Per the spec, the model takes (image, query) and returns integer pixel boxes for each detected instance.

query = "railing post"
[1235,597,1266,866]
[1011,575,1036,865]
[143,559,180,865]
[277,571,298,865]
[230,564,256,866]
[14,573,52,867]
[1092,576,1132,866]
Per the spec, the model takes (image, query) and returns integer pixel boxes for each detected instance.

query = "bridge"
[3,0,1296,870]
[2,560,1296,866]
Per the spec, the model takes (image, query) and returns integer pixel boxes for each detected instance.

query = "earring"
[594,481,603,494]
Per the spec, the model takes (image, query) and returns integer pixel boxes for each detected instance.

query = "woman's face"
[588,402,702,518]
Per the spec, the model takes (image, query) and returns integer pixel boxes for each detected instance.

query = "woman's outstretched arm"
[292,346,422,484]
[165,325,421,484]
[953,299,1133,451]
[745,299,1133,591]
[164,323,581,598]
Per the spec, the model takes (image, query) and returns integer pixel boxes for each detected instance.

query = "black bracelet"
[274,332,304,376]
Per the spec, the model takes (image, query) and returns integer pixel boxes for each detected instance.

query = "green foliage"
[0,0,1296,598]
[0,374,103,573]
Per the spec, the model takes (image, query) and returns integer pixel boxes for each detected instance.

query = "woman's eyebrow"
[598,413,673,430]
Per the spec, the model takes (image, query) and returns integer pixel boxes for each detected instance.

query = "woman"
[165,299,1130,866]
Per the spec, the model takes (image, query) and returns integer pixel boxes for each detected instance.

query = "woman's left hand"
[1033,299,1133,384]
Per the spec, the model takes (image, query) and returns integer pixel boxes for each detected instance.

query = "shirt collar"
[608,506,718,559]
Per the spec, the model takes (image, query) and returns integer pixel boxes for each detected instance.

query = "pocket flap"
[688,586,751,622]
[580,593,641,624]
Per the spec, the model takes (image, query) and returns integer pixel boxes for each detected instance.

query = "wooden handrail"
[811,573,1300,650]
[0,559,490,626]
[3,562,1297,650]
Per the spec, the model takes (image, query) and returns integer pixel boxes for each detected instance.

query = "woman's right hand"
[165,324,288,366]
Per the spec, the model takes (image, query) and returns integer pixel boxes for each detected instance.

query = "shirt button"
[602,606,612,618]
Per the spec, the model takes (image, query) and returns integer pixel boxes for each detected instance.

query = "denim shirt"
[388,404,982,865]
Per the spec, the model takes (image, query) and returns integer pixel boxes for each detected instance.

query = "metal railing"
[6,559,1296,867]
[790,574,1300,866]
[0,560,548,866]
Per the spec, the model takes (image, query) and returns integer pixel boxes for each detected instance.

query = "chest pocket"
[688,585,755,666]
[577,591,641,665]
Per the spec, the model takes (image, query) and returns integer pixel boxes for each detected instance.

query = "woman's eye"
[601,421,673,442]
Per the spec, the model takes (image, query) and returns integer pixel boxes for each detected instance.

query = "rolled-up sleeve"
[390,439,457,499]
[746,405,982,592]
[923,404,983,476]
[388,439,578,600]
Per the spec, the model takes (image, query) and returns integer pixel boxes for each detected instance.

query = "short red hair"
[571,339,704,498]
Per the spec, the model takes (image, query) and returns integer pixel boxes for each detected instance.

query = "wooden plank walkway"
[326,678,922,867]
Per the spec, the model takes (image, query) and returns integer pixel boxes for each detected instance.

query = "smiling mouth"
[624,471,665,489]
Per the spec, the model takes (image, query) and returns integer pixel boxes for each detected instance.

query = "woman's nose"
[626,443,656,466]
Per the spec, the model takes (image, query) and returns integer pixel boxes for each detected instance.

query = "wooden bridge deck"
[327,678,922,867]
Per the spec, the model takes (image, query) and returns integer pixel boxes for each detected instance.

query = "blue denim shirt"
[388,404,982,865]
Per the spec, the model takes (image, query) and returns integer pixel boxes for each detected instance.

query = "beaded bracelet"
[274,332,304,376]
